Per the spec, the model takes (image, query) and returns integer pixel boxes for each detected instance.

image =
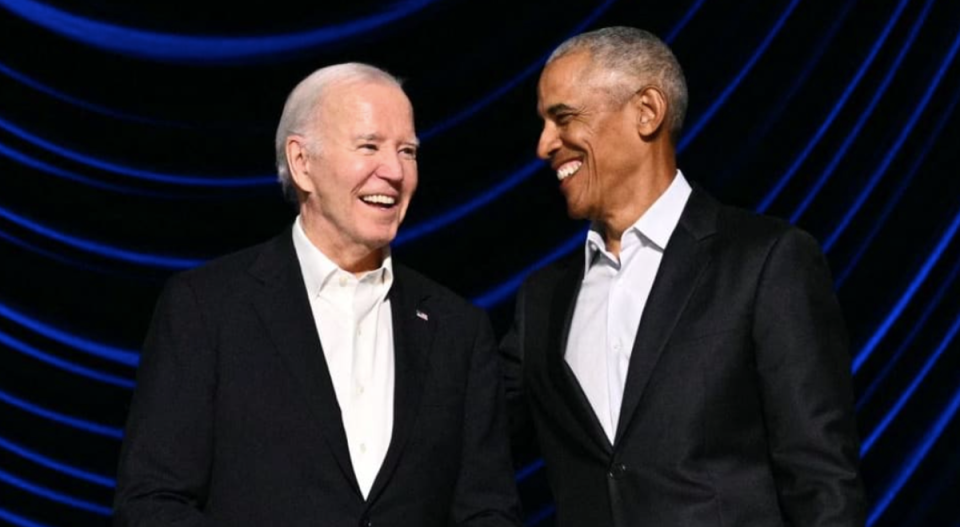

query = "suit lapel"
[614,187,719,446]
[365,266,435,503]
[247,229,361,496]
[548,253,614,456]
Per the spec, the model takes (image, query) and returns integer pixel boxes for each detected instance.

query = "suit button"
[607,463,627,479]
[359,517,372,527]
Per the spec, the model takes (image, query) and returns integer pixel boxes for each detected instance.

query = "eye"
[359,143,378,152]
[400,146,418,160]
[555,113,574,126]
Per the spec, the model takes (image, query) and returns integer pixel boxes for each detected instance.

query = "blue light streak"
[0,434,115,487]
[472,228,587,309]
[0,467,112,515]
[0,0,437,64]
[0,506,53,527]
[856,255,960,411]
[0,328,135,388]
[0,301,139,367]
[853,204,960,373]
[0,115,273,187]
[790,0,934,224]
[0,138,174,196]
[677,0,801,153]
[420,0,618,141]
[835,70,960,285]
[861,309,960,454]
[756,0,912,213]
[395,159,544,246]
[0,387,124,439]
[823,14,960,250]
[0,206,204,269]
[867,373,960,525]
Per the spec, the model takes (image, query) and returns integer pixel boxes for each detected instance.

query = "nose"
[377,151,405,182]
[537,121,559,161]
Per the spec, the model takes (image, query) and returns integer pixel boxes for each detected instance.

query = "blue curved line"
[0,387,124,439]
[515,458,545,482]
[856,254,960,410]
[0,59,185,127]
[835,73,960,286]
[420,0,619,141]
[0,115,273,187]
[853,203,960,373]
[677,0,801,153]
[395,159,544,246]
[790,0,934,224]
[0,467,111,516]
[0,206,204,269]
[755,0,912,213]
[0,138,178,196]
[823,18,960,250]
[527,504,556,526]
[410,0,703,242]
[0,301,138,366]
[0,506,53,527]
[0,434,115,487]
[663,0,707,43]
[0,0,436,64]
[867,378,960,525]
[719,0,856,185]
[0,328,135,388]
[861,309,960,455]
[472,227,587,309]
[0,225,102,270]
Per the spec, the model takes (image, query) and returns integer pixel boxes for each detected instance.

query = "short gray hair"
[548,26,688,144]
[274,63,404,203]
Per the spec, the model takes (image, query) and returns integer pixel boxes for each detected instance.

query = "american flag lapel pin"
[415,309,429,321]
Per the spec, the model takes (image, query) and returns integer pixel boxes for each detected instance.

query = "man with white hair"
[115,63,521,527]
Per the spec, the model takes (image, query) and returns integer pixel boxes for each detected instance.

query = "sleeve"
[752,228,867,526]
[450,308,523,527]
[113,275,215,527]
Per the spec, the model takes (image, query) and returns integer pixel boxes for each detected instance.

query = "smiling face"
[291,79,418,270]
[536,51,647,224]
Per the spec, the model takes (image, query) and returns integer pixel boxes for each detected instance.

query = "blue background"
[1,0,959,525]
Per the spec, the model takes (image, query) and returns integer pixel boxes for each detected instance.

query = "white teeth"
[557,160,582,181]
[361,194,396,205]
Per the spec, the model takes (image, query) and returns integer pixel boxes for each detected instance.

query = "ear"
[633,85,668,139]
[285,135,315,194]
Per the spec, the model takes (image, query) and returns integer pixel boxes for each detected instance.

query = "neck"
[599,153,677,257]
[299,215,384,275]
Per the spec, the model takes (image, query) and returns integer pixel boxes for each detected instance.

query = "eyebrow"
[544,103,577,118]
[354,133,420,148]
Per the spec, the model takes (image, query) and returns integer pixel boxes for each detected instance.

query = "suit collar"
[613,185,719,445]
[247,229,436,504]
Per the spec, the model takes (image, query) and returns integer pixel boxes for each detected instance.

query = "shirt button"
[612,342,621,351]
[339,276,348,286]
[357,385,365,395]
[359,443,367,454]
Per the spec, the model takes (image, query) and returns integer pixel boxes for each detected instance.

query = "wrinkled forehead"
[315,80,415,133]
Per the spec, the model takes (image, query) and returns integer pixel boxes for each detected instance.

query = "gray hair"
[274,63,404,203]
[547,26,688,144]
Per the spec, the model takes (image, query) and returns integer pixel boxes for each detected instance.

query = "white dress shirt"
[565,171,692,444]
[292,217,395,499]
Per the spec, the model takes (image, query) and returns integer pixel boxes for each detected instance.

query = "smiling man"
[500,27,866,526]
[114,63,521,527]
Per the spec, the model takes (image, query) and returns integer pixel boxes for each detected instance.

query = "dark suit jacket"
[501,187,866,526]
[114,228,521,527]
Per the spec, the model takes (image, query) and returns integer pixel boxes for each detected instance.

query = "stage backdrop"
[1,0,959,525]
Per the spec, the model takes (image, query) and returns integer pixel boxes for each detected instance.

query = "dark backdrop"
[1,0,959,525]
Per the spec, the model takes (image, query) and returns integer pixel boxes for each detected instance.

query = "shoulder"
[161,232,286,301]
